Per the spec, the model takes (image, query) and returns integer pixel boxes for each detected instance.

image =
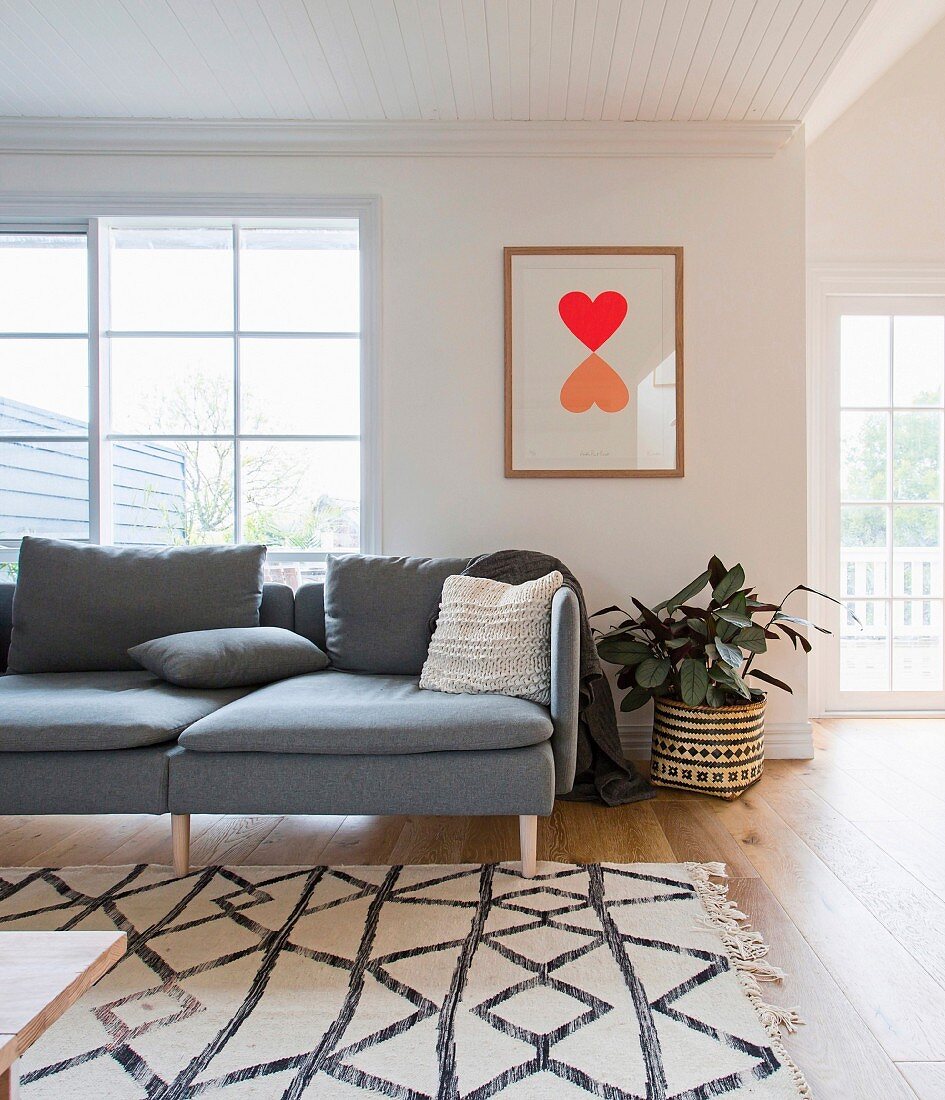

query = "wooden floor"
[2,719,945,1099]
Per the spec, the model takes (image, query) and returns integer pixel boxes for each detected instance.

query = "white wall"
[0,138,810,744]
[808,15,945,262]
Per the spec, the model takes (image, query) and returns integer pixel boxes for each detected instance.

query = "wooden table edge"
[0,1033,17,1079]
[1,931,126,1064]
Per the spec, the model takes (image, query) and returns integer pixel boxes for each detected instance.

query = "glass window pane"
[0,440,89,539]
[841,315,889,407]
[0,339,88,432]
[893,316,944,406]
[893,410,942,501]
[113,439,234,546]
[892,600,943,691]
[109,228,233,332]
[841,411,888,500]
[241,441,359,551]
[239,227,359,333]
[893,503,942,549]
[841,505,887,549]
[0,233,87,333]
[893,547,942,597]
[109,338,234,435]
[840,599,889,691]
[263,559,327,590]
[240,338,359,435]
[841,551,888,597]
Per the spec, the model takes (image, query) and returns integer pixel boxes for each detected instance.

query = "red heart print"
[558,291,628,351]
[560,353,630,414]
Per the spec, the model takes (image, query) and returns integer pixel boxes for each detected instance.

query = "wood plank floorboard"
[709,788,945,1062]
[730,877,918,1100]
[1,719,943,1097]
[897,1062,945,1100]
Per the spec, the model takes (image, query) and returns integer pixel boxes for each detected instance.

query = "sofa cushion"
[324,554,469,674]
[8,538,266,673]
[421,571,563,705]
[178,670,552,754]
[0,671,252,751]
[129,627,329,688]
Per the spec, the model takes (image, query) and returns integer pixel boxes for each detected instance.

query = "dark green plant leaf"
[724,667,753,699]
[616,668,635,689]
[748,669,793,693]
[631,598,671,640]
[707,555,728,587]
[597,637,652,665]
[716,609,753,627]
[773,612,830,635]
[709,662,751,700]
[705,682,729,708]
[714,637,744,669]
[773,623,812,652]
[665,569,711,613]
[795,584,849,609]
[679,658,709,706]
[735,625,767,653]
[712,563,746,605]
[687,617,709,637]
[635,657,671,688]
[665,638,689,650]
[619,686,651,712]
[714,618,739,642]
[729,592,749,616]
[591,605,630,618]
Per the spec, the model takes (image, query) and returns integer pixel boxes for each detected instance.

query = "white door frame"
[809,264,945,717]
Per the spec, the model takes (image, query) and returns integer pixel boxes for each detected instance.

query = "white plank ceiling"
[0,0,874,123]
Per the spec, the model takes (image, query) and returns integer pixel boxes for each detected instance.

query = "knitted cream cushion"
[420,571,564,704]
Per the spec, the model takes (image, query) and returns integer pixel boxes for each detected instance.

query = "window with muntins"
[0,216,370,587]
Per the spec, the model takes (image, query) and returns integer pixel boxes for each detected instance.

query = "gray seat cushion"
[0,671,252,751]
[8,537,266,673]
[324,553,469,674]
[178,670,553,755]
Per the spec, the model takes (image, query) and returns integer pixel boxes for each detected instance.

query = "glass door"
[826,295,945,710]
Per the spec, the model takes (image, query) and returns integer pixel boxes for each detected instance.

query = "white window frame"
[0,193,381,565]
[809,265,945,716]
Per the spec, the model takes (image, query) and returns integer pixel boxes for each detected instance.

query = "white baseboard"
[618,721,814,761]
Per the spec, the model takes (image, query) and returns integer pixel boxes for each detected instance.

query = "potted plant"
[593,556,845,799]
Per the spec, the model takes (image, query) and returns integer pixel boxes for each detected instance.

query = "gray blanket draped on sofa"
[448,550,654,806]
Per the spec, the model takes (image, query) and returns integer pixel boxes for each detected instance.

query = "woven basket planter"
[650,696,766,800]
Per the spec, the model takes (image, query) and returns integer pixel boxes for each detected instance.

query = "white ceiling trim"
[0,117,799,158]
[804,0,945,142]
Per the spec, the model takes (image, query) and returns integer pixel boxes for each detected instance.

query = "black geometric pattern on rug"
[0,863,792,1098]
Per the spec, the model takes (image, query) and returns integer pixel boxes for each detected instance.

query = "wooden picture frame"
[504,246,684,478]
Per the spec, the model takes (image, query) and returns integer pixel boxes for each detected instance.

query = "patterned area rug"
[0,862,811,1098]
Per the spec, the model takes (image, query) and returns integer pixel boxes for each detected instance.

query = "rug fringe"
[686,861,814,1100]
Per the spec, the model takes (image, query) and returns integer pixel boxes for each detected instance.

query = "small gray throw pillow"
[129,627,329,688]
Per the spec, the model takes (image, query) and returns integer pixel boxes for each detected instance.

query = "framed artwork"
[504,246,684,478]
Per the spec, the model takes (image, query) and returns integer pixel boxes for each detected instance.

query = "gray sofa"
[0,554,580,877]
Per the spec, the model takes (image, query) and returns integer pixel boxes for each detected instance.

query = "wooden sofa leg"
[172,814,191,877]
[519,815,537,878]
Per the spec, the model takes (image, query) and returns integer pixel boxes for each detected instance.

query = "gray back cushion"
[294,582,327,649]
[0,582,13,673]
[259,583,294,631]
[8,537,266,673]
[324,554,469,674]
